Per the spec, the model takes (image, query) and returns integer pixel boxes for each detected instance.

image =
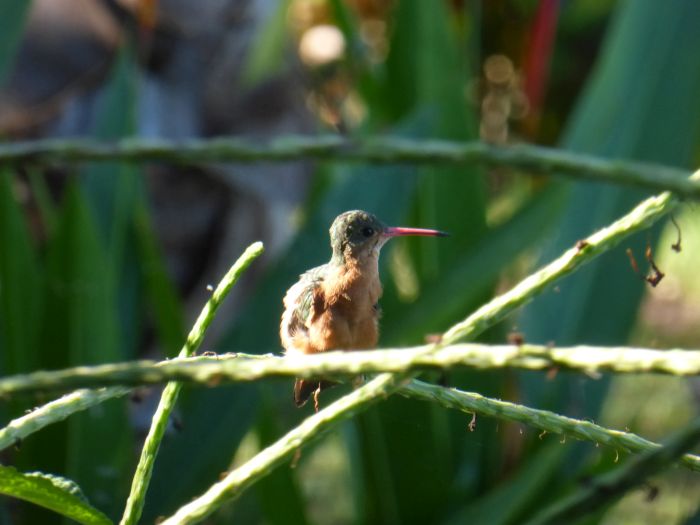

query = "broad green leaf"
[30,182,131,518]
[241,0,292,87]
[0,0,31,83]
[0,171,41,375]
[81,46,143,361]
[133,203,186,356]
[382,184,566,343]
[327,0,381,108]
[27,169,58,236]
[445,444,567,525]
[0,465,111,525]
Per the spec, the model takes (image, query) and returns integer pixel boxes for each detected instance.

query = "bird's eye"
[361,227,375,237]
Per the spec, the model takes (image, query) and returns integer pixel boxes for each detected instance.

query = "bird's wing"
[281,264,326,353]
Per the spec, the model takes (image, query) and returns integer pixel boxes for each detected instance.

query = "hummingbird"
[280,210,447,409]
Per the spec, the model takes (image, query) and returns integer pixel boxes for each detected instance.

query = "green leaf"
[30,182,132,517]
[0,170,41,375]
[134,203,186,356]
[0,465,112,525]
[382,184,566,344]
[0,0,31,83]
[241,0,292,87]
[445,444,567,525]
[81,46,144,361]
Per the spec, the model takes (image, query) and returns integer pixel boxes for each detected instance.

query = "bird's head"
[329,210,447,265]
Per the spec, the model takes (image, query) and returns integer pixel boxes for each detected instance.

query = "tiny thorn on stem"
[206,284,214,292]
[130,390,144,404]
[670,215,682,252]
[645,484,660,502]
[290,448,302,469]
[468,413,477,432]
[507,331,525,346]
[575,239,589,251]
[313,386,322,413]
[644,243,664,287]
[206,373,223,387]
[626,247,641,275]
[546,366,559,380]
[424,333,443,344]
[627,246,665,287]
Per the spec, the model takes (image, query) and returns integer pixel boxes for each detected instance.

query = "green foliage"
[1,1,700,524]
[0,0,31,83]
[0,465,111,525]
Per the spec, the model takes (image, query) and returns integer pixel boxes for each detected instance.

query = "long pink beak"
[384,226,449,238]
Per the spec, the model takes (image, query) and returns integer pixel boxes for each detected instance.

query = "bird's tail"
[294,379,337,407]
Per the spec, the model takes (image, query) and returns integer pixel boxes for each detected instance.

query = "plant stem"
[118,242,264,525]
[400,380,700,472]
[1,344,699,395]
[0,388,130,451]
[524,417,700,525]
[2,136,698,198]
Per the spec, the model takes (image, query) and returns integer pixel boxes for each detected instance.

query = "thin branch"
[119,242,264,525]
[1,136,698,198]
[401,380,700,473]
[158,373,403,525]
[524,417,700,525]
[0,388,130,451]
[2,344,700,395]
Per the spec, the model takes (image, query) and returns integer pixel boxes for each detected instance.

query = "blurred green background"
[1,0,699,523]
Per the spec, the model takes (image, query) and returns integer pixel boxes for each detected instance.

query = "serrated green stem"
[441,188,679,345]
[118,242,264,525]
[2,344,700,395]
[2,136,698,197]
[400,380,700,472]
[524,416,700,525]
[0,388,130,451]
